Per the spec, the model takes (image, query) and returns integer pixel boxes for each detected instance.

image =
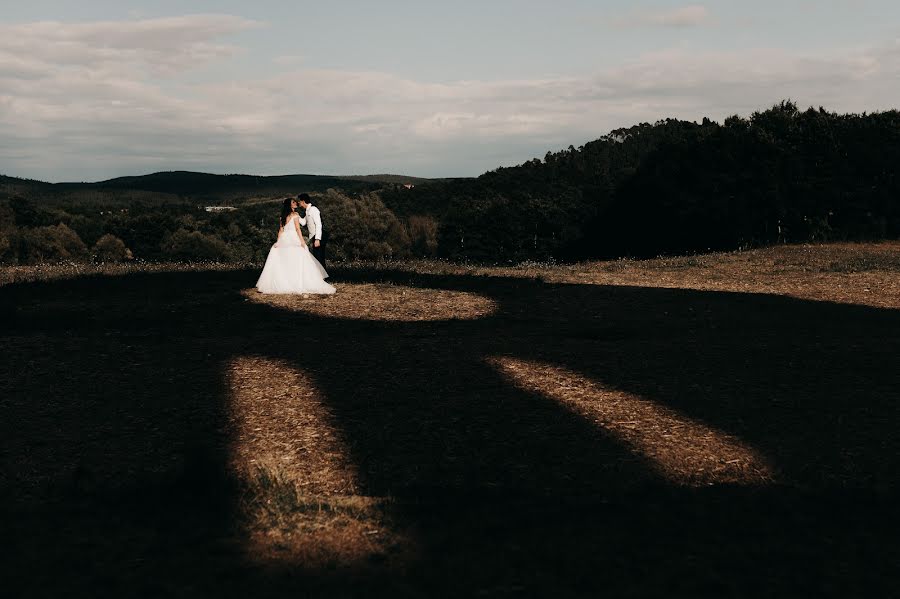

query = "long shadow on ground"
[1,267,898,597]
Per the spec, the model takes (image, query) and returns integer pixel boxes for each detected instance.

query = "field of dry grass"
[354,241,900,309]
[2,242,899,597]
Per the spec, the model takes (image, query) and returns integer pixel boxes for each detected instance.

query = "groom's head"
[297,193,311,208]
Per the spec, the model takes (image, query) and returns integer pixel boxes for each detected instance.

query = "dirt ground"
[2,242,898,597]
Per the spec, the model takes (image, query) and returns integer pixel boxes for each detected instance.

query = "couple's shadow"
[2,266,898,597]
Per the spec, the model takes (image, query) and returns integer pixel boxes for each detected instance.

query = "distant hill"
[337,174,444,186]
[0,171,440,205]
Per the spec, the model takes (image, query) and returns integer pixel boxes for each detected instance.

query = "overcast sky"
[2,1,899,181]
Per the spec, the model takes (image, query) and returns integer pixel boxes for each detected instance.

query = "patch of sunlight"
[226,356,411,567]
[241,284,497,321]
[488,356,776,486]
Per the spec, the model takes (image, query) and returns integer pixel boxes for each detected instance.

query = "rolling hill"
[0,171,440,206]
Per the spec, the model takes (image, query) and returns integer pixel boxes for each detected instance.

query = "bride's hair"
[280,198,294,227]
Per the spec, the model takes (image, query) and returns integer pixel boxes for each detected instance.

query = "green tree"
[161,229,230,261]
[317,190,411,261]
[92,234,133,262]
[17,223,88,263]
[407,215,439,256]
[0,233,11,263]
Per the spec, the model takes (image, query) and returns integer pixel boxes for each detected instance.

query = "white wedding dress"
[256,214,335,294]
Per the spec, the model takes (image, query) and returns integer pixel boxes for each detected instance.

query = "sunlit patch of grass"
[225,356,411,567]
[238,465,405,567]
[241,284,497,322]
[243,466,378,524]
[225,356,359,495]
[489,356,777,487]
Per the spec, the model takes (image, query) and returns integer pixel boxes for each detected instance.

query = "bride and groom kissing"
[255,193,336,295]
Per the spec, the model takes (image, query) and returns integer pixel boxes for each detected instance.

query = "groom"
[297,193,326,269]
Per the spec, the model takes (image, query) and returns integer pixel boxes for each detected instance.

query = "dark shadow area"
[2,267,898,597]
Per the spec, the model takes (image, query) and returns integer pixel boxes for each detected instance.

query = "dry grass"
[226,356,410,566]
[242,284,496,321]
[563,242,900,309]
[490,357,777,486]
[238,468,405,569]
[345,241,900,309]
[5,241,897,309]
[0,260,250,287]
[2,241,899,598]
[227,356,360,496]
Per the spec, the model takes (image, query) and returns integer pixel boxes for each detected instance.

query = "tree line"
[384,100,900,261]
[0,189,433,265]
[1,101,897,265]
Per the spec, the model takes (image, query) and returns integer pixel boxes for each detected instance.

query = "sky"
[1,1,899,182]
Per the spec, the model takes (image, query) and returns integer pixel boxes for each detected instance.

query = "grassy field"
[2,242,899,597]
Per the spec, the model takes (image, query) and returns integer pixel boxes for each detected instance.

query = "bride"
[256,198,336,294]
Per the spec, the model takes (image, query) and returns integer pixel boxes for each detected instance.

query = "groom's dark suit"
[299,203,327,270]
[311,234,327,270]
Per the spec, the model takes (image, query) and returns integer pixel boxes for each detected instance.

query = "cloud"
[0,15,898,181]
[611,5,715,29]
[0,14,261,76]
[273,55,305,66]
